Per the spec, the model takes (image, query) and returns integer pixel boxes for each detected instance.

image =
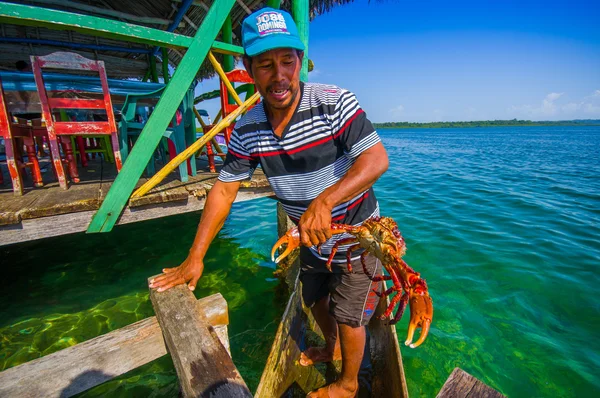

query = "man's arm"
[149,179,241,291]
[298,141,389,247]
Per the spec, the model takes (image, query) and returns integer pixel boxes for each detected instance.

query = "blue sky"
[197,0,600,123]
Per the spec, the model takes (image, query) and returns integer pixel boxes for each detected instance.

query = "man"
[150,7,388,397]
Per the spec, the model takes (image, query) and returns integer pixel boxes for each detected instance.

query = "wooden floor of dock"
[0,156,273,246]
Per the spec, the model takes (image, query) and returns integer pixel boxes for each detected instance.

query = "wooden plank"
[0,189,275,246]
[0,293,229,398]
[129,183,189,208]
[48,98,105,109]
[149,279,252,397]
[437,368,506,398]
[87,0,237,233]
[0,3,193,48]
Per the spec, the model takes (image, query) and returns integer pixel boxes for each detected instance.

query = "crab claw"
[271,227,301,263]
[404,284,433,348]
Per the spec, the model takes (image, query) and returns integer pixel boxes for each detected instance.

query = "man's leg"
[300,295,342,365]
[308,255,381,397]
[307,323,365,397]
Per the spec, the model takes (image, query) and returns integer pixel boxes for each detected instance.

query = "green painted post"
[142,68,151,82]
[266,0,282,8]
[149,54,159,83]
[161,47,170,83]
[222,15,235,105]
[222,17,234,72]
[292,0,309,82]
[87,0,237,233]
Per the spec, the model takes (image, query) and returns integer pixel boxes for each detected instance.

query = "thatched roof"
[0,0,354,80]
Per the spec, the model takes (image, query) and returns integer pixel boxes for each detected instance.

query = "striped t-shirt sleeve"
[218,128,259,182]
[333,90,381,159]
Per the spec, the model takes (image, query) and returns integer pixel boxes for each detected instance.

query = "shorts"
[299,254,383,328]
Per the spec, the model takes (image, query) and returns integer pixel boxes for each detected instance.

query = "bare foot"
[306,381,357,397]
[299,346,342,366]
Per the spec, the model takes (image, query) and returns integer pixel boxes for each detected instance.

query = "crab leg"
[345,243,362,273]
[375,286,396,298]
[381,289,404,320]
[326,237,359,272]
[360,251,392,282]
[389,293,409,325]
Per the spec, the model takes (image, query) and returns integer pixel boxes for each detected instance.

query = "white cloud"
[545,92,563,102]
[309,68,322,77]
[508,91,600,119]
[389,104,405,116]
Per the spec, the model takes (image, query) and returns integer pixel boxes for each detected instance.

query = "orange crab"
[272,216,433,348]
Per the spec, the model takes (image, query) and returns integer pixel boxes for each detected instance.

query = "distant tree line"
[373,119,600,129]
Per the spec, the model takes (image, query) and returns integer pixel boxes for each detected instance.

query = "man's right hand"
[148,254,204,292]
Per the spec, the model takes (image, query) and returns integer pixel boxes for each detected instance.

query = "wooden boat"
[256,274,409,397]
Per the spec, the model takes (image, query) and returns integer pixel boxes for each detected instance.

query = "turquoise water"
[1,126,599,397]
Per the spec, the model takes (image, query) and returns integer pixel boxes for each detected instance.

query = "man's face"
[244,48,303,112]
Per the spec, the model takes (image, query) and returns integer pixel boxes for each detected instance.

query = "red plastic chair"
[31,52,122,190]
[0,79,44,195]
[219,69,256,145]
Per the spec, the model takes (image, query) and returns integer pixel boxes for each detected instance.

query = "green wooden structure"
[0,0,313,233]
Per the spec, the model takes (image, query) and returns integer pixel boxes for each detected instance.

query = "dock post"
[149,280,252,397]
[436,368,506,398]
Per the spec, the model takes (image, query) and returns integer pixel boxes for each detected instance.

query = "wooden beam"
[0,189,274,246]
[27,0,176,25]
[208,52,243,106]
[174,0,210,11]
[150,280,252,397]
[0,3,193,49]
[172,3,198,30]
[211,40,244,56]
[436,368,506,398]
[0,293,229,398]
[131,92,260,199]
[236,0,253,15]
[87,0,237,233]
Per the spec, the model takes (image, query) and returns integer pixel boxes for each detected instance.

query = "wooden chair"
[0,79,43,195]
[31,51,122,190]
[219,69,255,144]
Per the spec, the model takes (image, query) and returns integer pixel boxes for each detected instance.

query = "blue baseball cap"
[242,8,305,57]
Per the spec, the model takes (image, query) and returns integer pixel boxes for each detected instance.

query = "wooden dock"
[0,157,273,246]
[0,292,232,397]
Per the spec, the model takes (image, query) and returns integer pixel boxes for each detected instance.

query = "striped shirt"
[219,82,381,266]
